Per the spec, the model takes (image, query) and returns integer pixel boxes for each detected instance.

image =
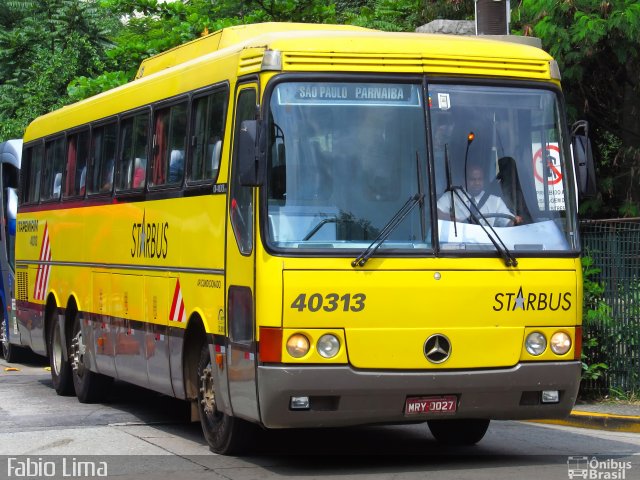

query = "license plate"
[404,395,457,415]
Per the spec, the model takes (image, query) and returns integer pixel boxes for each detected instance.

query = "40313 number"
[290,293,366,313]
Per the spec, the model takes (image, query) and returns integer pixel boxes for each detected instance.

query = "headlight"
[317,334,340,358]
[550,331,571,355]
[286,334,310,358]
[525,332,547,356]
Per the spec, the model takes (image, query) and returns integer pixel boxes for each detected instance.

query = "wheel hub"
[70,330,86,375]
[199,366,216,416]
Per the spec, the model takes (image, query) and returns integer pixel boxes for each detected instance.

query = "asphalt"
[533,401,640,433]
[3,354,640,434]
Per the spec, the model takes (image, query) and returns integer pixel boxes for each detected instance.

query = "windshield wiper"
[352,192,424,268]
[448,186,518,267]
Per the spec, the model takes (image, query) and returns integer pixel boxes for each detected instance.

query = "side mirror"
[571,120,597,198]
[6,187,17,236]
[238,120,264,187]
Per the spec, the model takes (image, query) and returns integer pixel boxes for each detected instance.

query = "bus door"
[224,84,259,421]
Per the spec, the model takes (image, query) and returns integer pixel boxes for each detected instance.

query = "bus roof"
[0,139,22,168]
[135,22,371,79]
[24,23,555,142]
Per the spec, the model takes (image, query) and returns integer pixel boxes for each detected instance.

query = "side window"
[64,129,90,198]
[41,137,65,202]
[150,102,187,187]
[89,122,117,195]
[189,90,227,183]
[118,112,149,191]
[22,144,44,204]
[230,88,257,255]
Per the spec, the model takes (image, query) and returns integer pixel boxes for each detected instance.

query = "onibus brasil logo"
[567,456,632,479]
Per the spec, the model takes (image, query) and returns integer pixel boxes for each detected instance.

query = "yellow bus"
[15,22,595,454]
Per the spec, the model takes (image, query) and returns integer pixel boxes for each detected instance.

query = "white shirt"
[437,190,514,227]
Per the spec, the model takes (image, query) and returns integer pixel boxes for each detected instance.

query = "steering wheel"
[479,212,518,224]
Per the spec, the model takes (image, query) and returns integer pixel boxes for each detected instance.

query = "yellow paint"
[23,24,555,142]
[16,23,575,374]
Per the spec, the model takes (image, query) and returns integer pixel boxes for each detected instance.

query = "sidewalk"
[533,402,640,433]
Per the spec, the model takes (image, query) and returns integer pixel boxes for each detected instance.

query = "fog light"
[317,334,340,358]
[525,331,547,356]
[286,334,310,358]
[550,331,572,355]
[290,396,310,410]
[541,390,560,403]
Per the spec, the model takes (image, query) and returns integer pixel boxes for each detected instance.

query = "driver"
[437,164,521,227]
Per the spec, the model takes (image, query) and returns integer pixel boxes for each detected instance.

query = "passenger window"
[89,122,117,195]
[118,112,149,191]
[22,144,44,204]
[64,130,90,198]
[189,90,227,182]
[41,137,65,201]
[150,102,187,187]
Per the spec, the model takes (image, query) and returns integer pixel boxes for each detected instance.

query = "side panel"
[112,273,148,388]
[91,272,116,376]
[145,276,172,395]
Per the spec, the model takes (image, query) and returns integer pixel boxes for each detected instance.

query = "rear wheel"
[197,342,253,455]
[70,310,112,403]
[427,418,490,445]
[48,314,74,396]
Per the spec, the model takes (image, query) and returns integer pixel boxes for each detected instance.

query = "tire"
[197,342,253,455]
[1,316,22,363]
[48,314,74,396]
[70,310,112,403]
[427,418,490,445]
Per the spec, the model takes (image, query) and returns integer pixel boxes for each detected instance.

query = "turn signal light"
[259,327,283,363]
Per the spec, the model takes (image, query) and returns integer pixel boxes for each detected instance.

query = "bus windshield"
[265,80,578,254]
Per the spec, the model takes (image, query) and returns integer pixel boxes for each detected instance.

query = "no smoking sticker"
[533,144,563,185]
[532,143,565,211]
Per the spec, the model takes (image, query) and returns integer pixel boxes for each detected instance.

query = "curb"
[531,410,640,433]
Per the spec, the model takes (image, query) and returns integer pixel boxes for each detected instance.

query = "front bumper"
[257,361,581,428]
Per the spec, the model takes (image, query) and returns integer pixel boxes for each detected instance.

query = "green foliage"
[344,0,473,32]
[581,337,608,382]
[0,0,119,140]
[67,71,130,103]
[580,254,613,393]
[515,0,640,218]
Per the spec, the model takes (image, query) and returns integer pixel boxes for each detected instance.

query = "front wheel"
[70,311,112,403]
[427,418,490,445]
[197,342,253,455]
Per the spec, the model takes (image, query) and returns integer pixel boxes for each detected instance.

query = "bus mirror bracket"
[238,120,265,187]
[571,120,597,199]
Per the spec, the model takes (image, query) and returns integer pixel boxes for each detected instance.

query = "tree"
[0,0,119,140]
[515,0,640,217]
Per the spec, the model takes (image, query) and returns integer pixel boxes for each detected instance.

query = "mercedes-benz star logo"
[424,334,452,364]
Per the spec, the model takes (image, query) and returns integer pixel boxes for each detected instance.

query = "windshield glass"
[264,80,578,254]
[431,84,577,252]
[266,81,430,251]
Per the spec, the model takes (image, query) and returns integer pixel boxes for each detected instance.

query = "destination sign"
[276,83,421,107]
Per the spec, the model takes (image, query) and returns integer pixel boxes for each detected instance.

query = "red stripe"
[35,226,51,300]
[177,300,185,322]
[38,223,48,261]
[18,196,119,214]
[169,280,180,320]
[34,266,42,299]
